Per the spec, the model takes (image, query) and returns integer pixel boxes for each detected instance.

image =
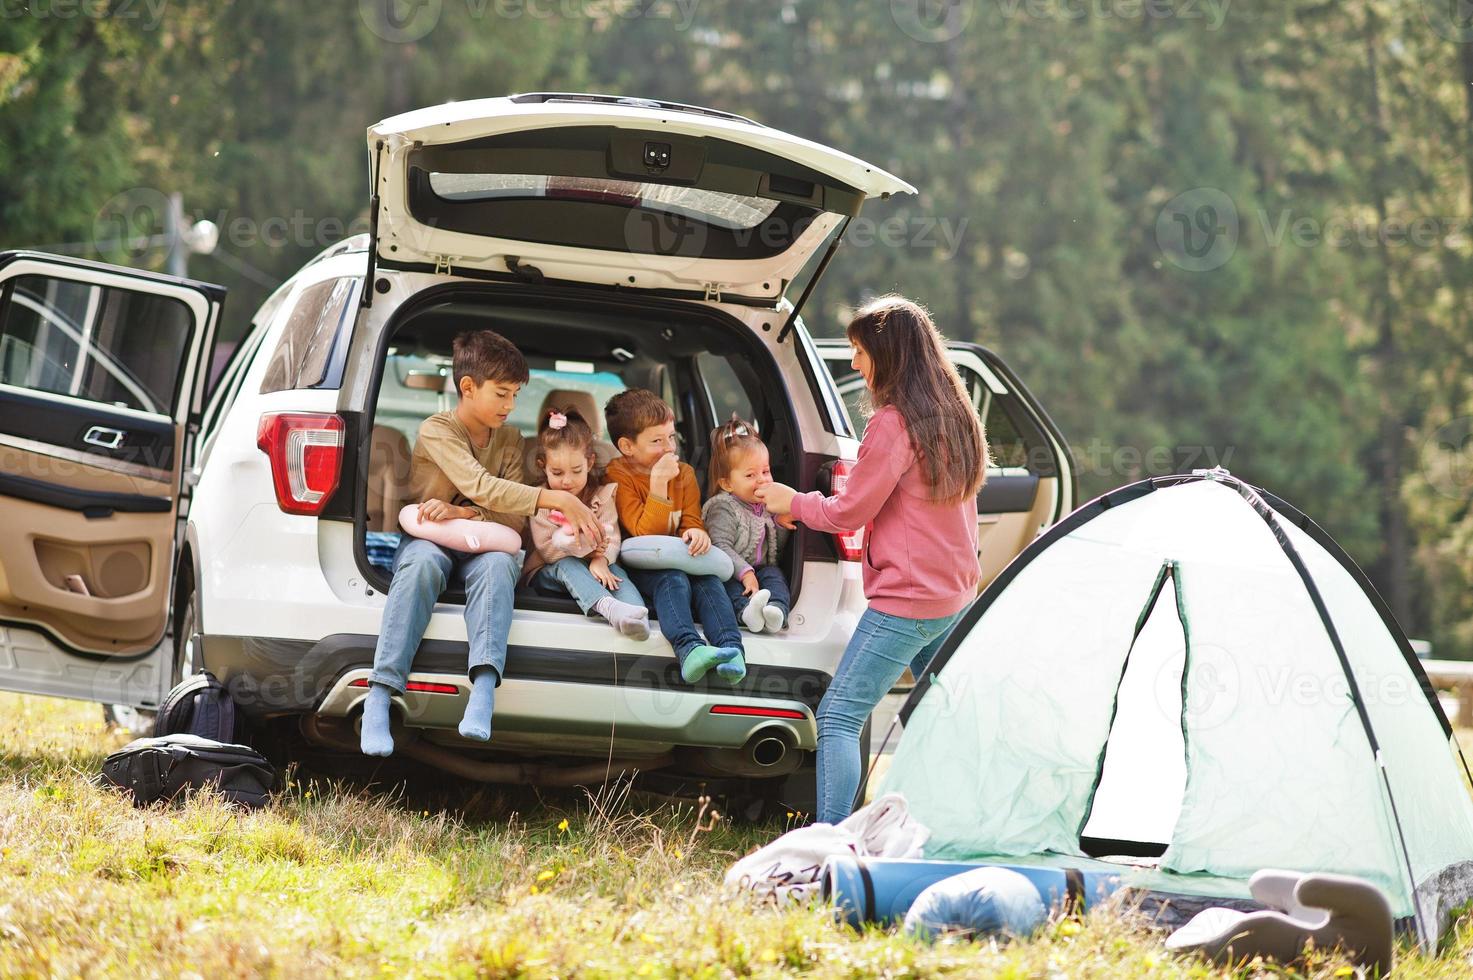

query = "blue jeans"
[368,536,523,694]
[626,567,743,663]
[816,607,962,823]
[724,565,791,624]
[532,556,645,614]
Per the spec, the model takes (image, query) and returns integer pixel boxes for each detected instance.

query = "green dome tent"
[879,471,1473,944]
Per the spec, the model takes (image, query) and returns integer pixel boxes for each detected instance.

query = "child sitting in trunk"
[604,388,747,685]
[522,407,650,639]
[702,415,792,632]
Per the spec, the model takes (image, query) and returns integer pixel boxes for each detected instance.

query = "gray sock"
[458,667,497,741]
[594,596,651,640]
[740,589,770,632]
[360,683,395,756]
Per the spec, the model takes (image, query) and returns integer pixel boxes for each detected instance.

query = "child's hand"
[775,513,798,531]
[682,527,711,556]
[590,556,622,591]
[418,499,464,522]
[556,492,605,547]
[740,569,760,596]
[754,482,797,516]
[650,451,680,487]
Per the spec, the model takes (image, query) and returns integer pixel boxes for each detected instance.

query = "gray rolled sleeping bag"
[902,866,1049,940]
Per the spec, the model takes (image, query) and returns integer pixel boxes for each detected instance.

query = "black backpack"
[100,733,276,809]
[154,670,242,742]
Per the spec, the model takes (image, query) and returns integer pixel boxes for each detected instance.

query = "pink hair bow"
[547,411,567,430]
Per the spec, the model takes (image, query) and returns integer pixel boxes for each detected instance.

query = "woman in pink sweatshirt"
[757,296,988,822]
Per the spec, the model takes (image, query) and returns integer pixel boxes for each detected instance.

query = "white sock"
[762,604,786,632]
[594,596,651,640]
[741,589,770,632]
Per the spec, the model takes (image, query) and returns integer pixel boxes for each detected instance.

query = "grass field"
[2,692,1472,978]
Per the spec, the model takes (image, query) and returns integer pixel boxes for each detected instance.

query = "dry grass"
[2,692,1472,978]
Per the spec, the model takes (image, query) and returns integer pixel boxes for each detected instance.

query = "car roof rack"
[507,92,762,127]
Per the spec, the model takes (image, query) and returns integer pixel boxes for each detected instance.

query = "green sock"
[680,644,731,684]
[715,648,747,684]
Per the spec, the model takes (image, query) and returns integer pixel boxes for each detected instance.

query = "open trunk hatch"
[367,93,915,305]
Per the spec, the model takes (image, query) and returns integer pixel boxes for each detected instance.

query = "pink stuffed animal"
[398,504,522,554]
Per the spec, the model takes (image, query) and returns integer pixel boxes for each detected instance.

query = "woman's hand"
[590,556,622,591]
[740,569,760,596]
[755,482,797,516]
[775,513,798,531]
[682,527,711,556]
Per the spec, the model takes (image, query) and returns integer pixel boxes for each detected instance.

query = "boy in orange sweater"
[604,389,746,684]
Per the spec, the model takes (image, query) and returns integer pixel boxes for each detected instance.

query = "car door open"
[0,251,224,707]
[816,338,1074,589]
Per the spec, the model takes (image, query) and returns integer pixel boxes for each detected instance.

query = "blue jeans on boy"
[724,565,791,624]
[368,535,523,694]
[532,556,645,614]
[626,567,743,663]
[815,607,962,823]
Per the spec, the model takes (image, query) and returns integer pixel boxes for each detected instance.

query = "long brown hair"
[846,296,988,505]
[533,407,603,506]
[708,414,766,493]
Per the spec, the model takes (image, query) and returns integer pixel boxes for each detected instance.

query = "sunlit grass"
[1,692,1471,977]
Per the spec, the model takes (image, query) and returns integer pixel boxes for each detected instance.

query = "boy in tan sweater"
[360,330,603,756]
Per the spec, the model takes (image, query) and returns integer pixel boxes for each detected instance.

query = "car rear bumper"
[199,632,824,752]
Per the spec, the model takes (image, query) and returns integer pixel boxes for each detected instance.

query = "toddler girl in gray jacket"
[701,416,793,632]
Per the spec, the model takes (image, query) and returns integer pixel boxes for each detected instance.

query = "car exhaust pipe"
[744,730,790,769]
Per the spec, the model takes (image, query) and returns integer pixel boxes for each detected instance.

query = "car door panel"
[0,251,224,706]
[816,338,1074,590]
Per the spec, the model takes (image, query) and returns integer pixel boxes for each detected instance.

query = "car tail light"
[348,677,459,695]
[829,459,865,562]
[709,704,808,720]
[256,412,344,516]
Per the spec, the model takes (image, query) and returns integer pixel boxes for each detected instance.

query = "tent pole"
[1229,477,1431,947]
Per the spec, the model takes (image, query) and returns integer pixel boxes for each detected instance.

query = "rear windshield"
[427,174,781,232]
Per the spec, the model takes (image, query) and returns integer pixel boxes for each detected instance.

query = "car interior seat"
[522,388,620,481]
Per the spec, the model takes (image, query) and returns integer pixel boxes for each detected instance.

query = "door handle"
[83,426,126,450]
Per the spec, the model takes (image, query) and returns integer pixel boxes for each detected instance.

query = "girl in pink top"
[757,296,988,822]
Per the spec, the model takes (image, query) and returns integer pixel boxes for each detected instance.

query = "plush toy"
[619,535,736,580]
[397,504,522,554]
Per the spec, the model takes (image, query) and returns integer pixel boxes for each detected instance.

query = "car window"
[259,277,357,393]
[697,351,752,425]
[0,273,193,417]
[506,367,628,434]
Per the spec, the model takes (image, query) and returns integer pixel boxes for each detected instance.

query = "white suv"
[0,94,1072,807]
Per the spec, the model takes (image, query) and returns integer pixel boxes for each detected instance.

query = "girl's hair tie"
[547,411,567,430]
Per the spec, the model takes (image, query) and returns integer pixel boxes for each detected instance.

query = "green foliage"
[3,0,1473,652]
